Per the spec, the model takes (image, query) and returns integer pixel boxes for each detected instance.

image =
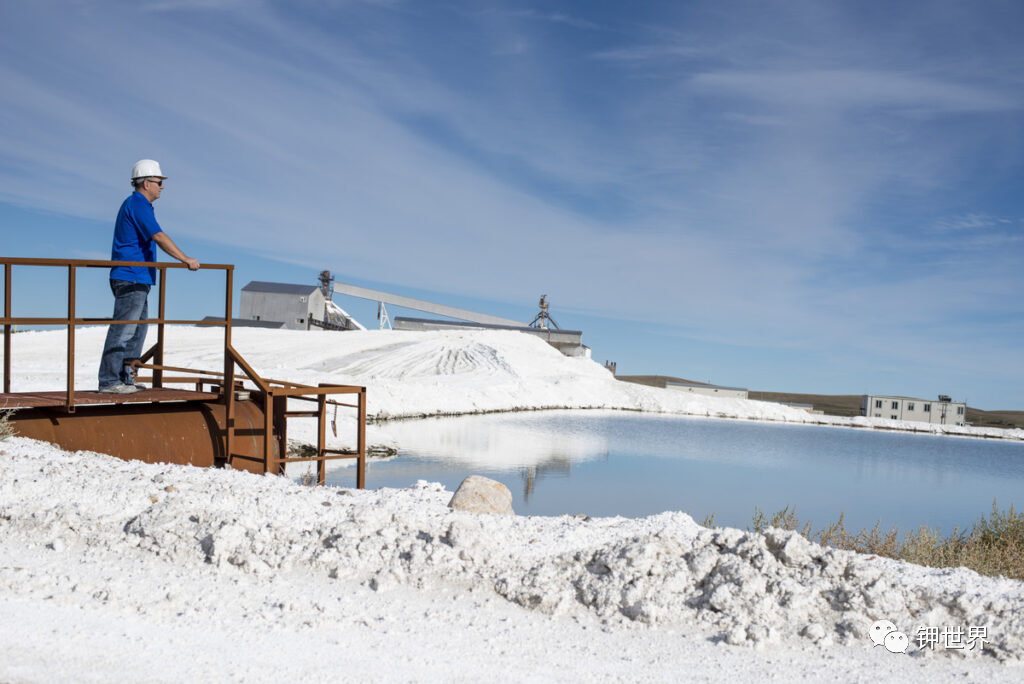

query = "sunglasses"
[145,178,164,187]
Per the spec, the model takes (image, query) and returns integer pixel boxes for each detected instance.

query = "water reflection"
[374,413,610,503]
[334,410,1024,533]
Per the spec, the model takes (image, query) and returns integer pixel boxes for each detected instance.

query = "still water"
[329,410,1024,533]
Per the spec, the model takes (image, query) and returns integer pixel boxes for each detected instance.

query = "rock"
[764,528,813,567]
[448,475,514,515]
[802,623,827,641]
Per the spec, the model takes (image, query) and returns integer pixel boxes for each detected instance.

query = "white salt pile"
[4,326,1023,444]
[1,439,1022,681]
[3,326,1023,680]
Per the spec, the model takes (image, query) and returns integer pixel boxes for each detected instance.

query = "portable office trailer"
[861,394,966,426]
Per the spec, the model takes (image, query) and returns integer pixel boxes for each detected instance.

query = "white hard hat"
[131,159,166,180]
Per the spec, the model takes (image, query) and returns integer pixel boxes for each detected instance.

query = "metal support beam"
[333,281,524,328]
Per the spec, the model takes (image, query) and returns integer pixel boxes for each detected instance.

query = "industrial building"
[234,274,588,356]
[239,282,323,330]
[331,281,589,357]
[861,394,966,426]
[238,280,364,331]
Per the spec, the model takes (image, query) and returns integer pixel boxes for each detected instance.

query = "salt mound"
[322,338,520,379]
[495,525,1024,659]
[8,326,1024,443]
[2,438,1022,663]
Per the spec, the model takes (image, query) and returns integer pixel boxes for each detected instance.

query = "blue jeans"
[98,280,150,389]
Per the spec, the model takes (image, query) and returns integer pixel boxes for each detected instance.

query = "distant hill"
[964,408,1024,430]
[615,376,1024,429]
[746,390,863,416]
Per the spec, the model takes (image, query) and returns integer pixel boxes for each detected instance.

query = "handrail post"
[274,395,288,476]
[223,268,235,466]
[317,394,327,485]
[156,266,166,388]
[265,389,276,476]
[66,265,76,410]
[225,266,233,351]
[3,263,10,394]
[357,387,366,489]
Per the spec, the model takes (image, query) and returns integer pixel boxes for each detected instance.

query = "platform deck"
[0,388,220,409]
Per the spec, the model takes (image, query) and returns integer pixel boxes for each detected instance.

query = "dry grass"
[0,409,15,441]
[738,501,1024,581]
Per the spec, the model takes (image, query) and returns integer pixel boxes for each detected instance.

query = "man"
[98,159,200,393]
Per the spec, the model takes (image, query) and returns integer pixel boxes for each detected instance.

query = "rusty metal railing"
[1,256,366,486]
[1,256,234,406]
[132,348,366,486]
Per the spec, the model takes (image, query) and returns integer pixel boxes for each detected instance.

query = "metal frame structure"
[527,295,559,330]
[1,257,366,486]
[332,280,525,328]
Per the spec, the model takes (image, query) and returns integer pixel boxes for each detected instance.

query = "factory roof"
[241,281,320,295]
[198,316,287,329]
[666,379,749,392]
[863,394,962,403]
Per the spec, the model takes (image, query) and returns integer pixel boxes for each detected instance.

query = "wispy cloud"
[141,0,259,11]
[692,69,1021,114]
[592,45,702,62]
[933,213,1014,232]
[504,9,602,32]
[2,0,1023,406]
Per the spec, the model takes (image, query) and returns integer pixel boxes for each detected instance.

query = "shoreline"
[368,403,1024,444]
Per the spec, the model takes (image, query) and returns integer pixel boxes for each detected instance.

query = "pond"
[328,410,1024,534]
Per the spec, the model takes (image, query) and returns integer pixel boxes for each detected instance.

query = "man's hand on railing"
[152,233,200,271]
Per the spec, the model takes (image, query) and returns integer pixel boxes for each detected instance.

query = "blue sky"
[2,0,1022,409]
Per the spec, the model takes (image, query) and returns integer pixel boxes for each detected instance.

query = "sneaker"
[132,383,148,390]
[99,383,142,394]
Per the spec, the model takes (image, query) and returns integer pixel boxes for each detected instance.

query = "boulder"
[448,475,514,515]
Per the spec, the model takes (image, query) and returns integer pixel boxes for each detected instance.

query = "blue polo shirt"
[110,191,163,284]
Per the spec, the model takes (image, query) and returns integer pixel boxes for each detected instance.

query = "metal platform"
[0,387,220,409]
[2,257,367,487]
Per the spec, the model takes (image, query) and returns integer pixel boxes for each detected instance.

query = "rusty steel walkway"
[1,388,220,408]
[1,257,366,487]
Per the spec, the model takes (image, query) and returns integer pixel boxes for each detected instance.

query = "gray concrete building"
[239,281,325,331]
[861,394,966,426]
